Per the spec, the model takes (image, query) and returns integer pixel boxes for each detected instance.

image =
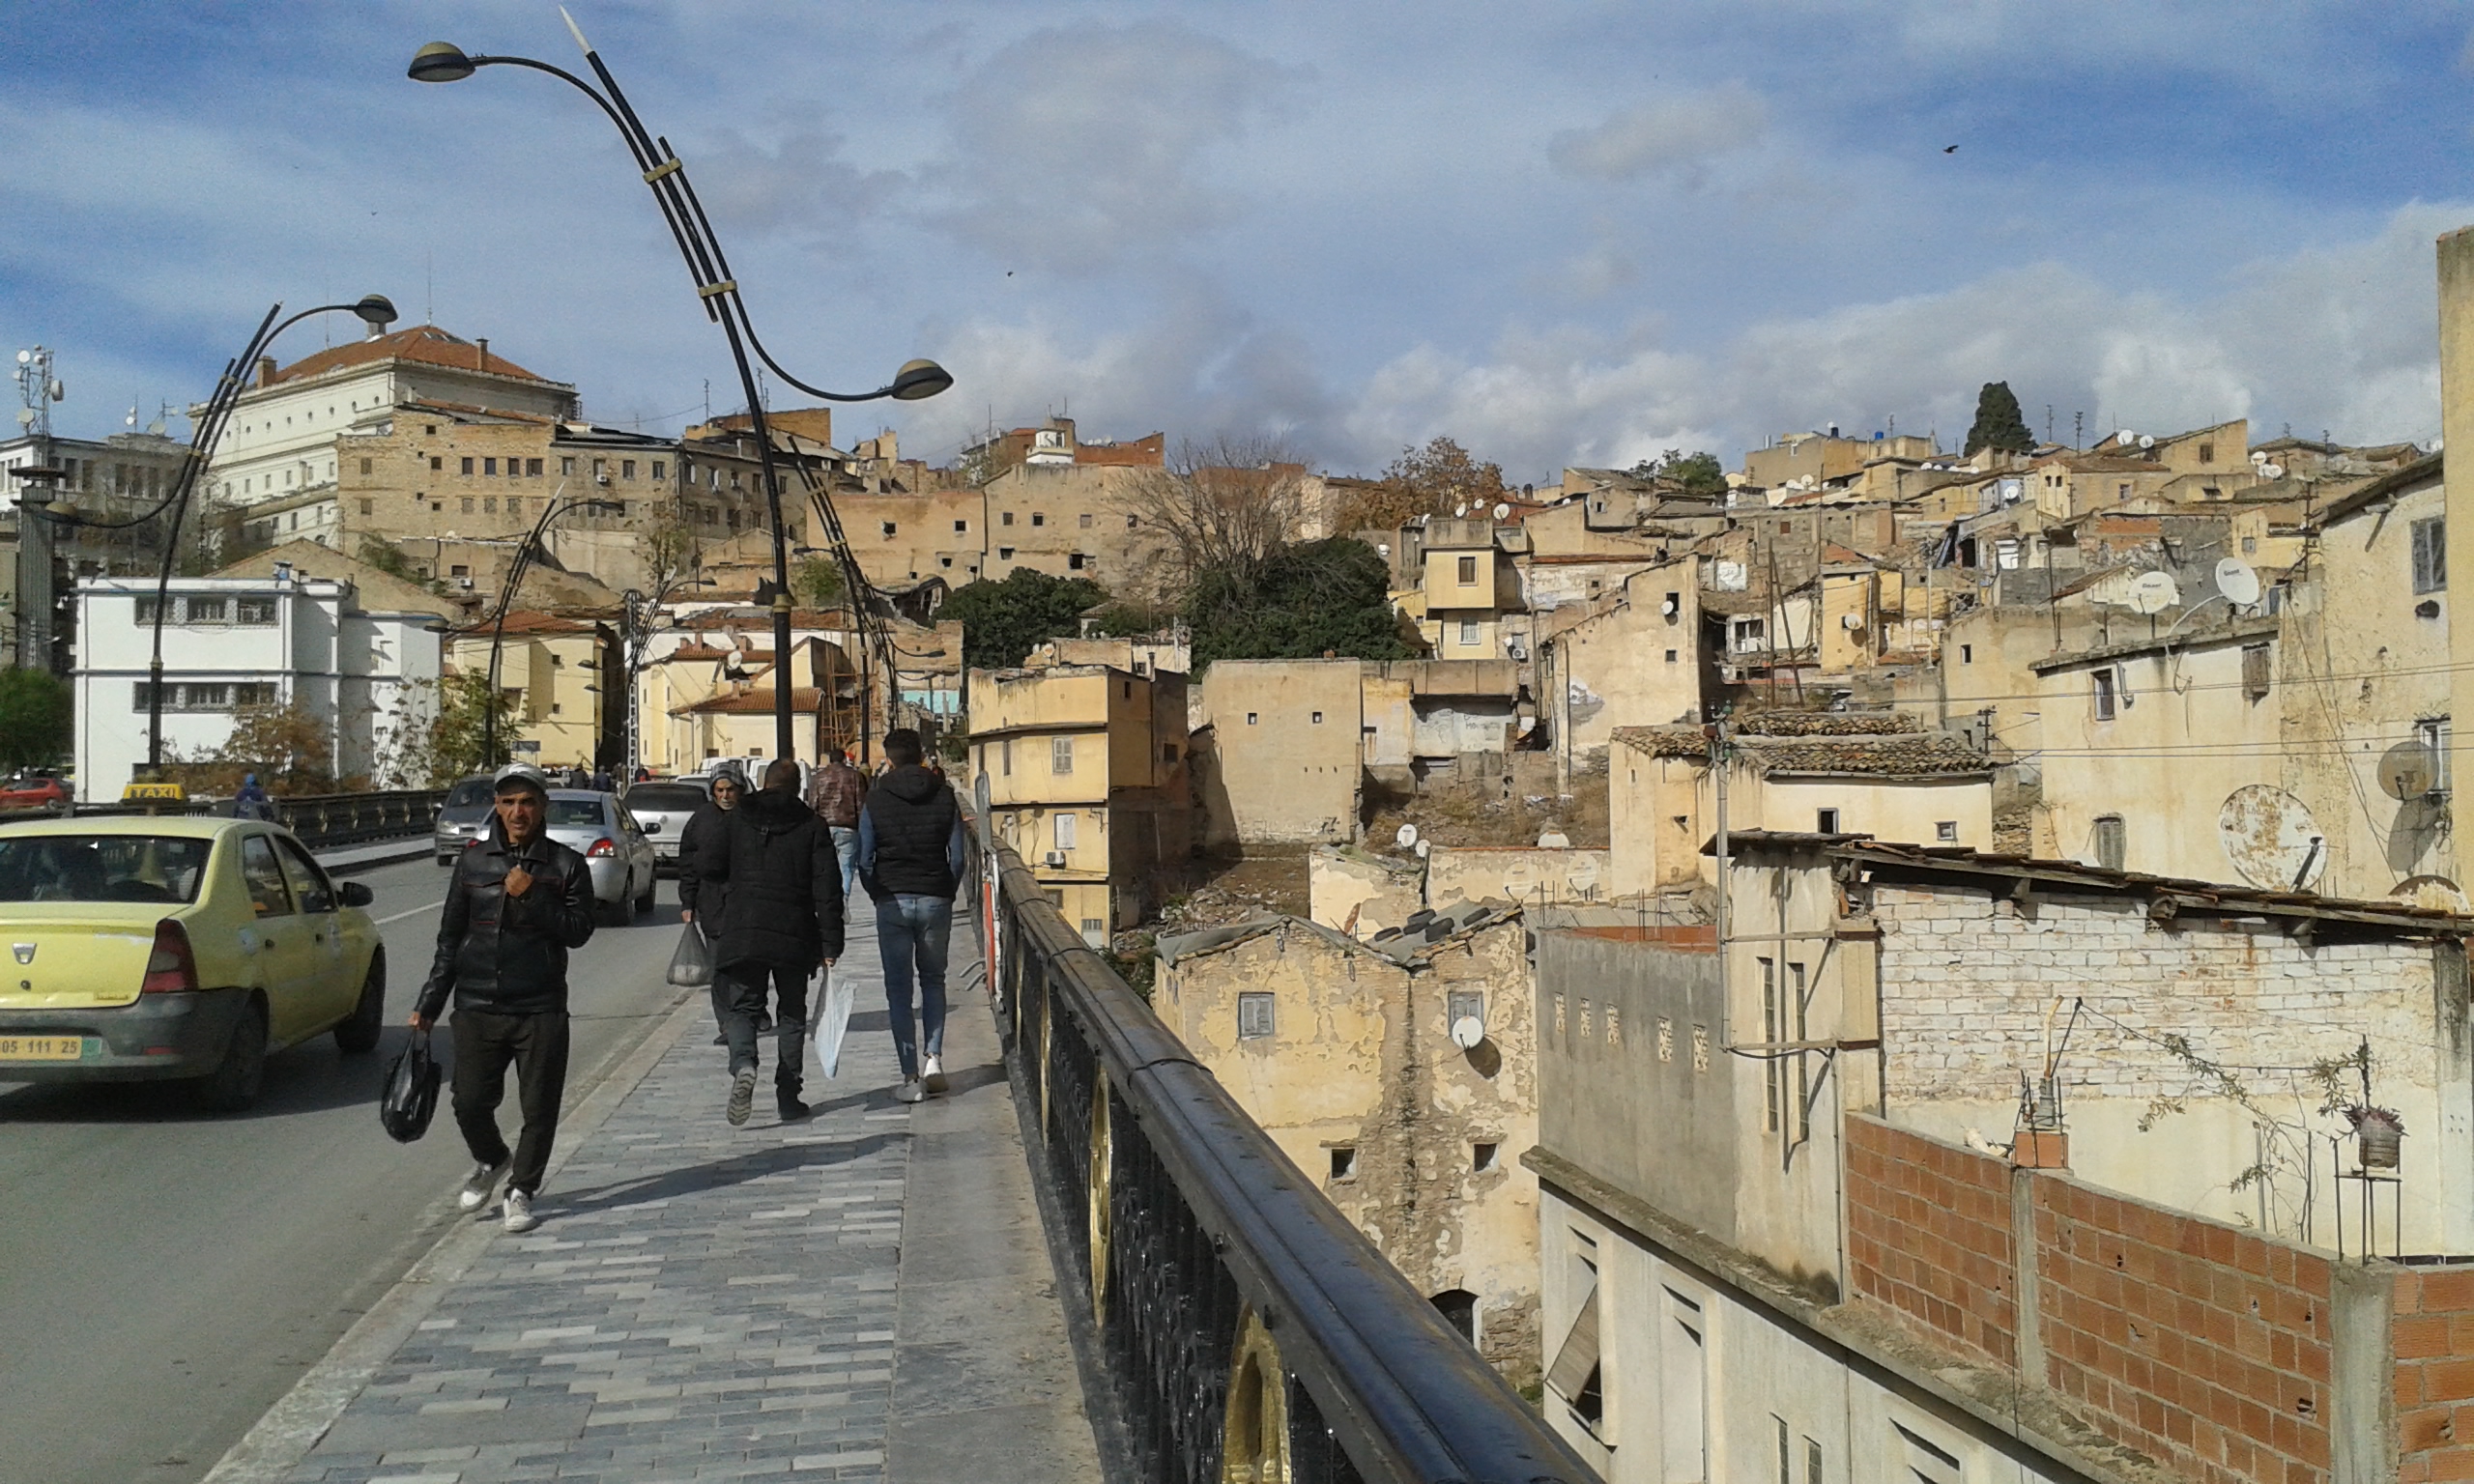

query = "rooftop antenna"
[425,247,435,326]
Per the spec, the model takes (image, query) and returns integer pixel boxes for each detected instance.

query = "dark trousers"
[449,1008,571,1196]
[720,961,809,1093]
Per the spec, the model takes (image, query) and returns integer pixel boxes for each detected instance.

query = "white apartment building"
[72,569,445,799]
[200,325,576,510]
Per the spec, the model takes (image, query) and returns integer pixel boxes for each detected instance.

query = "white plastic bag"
[810,964,857,1078]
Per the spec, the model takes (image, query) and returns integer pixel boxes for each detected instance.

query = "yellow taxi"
[0,815,386,1111]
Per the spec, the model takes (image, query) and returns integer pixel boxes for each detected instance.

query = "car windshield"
[625,785,705,812]
[547,800,608,828]
[0,835,213,903]
[445,779,496,809]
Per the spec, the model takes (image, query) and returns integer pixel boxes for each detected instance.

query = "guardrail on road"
[981,836,1593,1484]
[0,789,446,850]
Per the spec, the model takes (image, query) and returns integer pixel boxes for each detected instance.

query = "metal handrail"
[981,836,1593,1484]
[0,787,446,849]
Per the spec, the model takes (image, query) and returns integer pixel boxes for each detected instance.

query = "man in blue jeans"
[854,728,965,1103]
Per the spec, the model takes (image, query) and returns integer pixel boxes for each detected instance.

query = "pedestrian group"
[411,730,964,1232]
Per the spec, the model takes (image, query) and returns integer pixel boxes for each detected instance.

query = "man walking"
[855,728,965,1104]
[703,757,844,1125]
[807,748,867,897]
[678,762,749,1044]
[412,763,598,1233]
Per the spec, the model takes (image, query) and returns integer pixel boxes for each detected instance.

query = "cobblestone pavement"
[281,902,1101,1484]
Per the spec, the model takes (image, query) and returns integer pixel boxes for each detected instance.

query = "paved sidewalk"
[279,902,1102,1484]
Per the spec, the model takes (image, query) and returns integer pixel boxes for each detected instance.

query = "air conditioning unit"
[1044,850,1067,868]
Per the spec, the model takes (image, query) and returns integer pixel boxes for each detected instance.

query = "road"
[0,852,699,1484]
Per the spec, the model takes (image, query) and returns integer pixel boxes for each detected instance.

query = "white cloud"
[1547,83,1769,186]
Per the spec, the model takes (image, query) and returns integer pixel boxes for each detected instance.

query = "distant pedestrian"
[412,763,598,1234]
[807,749,867,898]
[701,757,844,1126]
[678,762,748,1043]
[855,728,965,1104]
[590,766,615,793]
[233,773,276,821]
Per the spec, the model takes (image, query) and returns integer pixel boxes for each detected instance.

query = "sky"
[4,1,2473,483]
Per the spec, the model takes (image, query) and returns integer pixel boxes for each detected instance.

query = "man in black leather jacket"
[412,763,598,1232]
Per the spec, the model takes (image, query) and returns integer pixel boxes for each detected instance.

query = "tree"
[1339,436,1509,533]
[1113,437,1306,604]
[1627,448,1728,499]
[791,554,847,609]
[940,567,1107,671]
[1965,382,2034,457]
[1188,538,1416,670]
[424,670,520,783]
[0,669,72,772]
[169,698,341,794]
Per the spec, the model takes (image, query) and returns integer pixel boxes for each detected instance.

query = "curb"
[197,983,702,1484]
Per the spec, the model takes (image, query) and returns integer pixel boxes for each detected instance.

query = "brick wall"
[2032,1176,2331,1484]
[1844,1115,2018,1368]
[2396,1264,2474,1482]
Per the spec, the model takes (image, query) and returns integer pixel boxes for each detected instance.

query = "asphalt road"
[0,851,700,1484]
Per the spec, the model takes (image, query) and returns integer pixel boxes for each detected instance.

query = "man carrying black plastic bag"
[412,763,597,1232]
[702,757,844,1126]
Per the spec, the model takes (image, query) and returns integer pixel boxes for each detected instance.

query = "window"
[622,460,636,479]
[2419,718,2453,794]
[1664,648,1679,662]
[1329,1146,1356,1181]
[2242,534,2258,555]
[2242,643,2272,700]
[1052,813,1077,851]
[185,597,228,624]
[359,457,373,475]
[236,598,276,625]
[461,497,475,514]
[1431,1289,1477,1341]
[997,546,1014,560]
[1457,555,1479,584]
[1960,643,1972,664]
[561,457,576,476]
[1310,711,1324,725]
[2092,814,2126,871]
[1031,512,1046,527]
[1162,743,1179,762]
[1238,992,1275,1040]
[1936,820,1959,842]
[882,521,898,538]
[1895,1421,1964,1484]
[2092,668,2116,720]
[2197,442,2215,463]
[1547,1258,1604,1433]
[1458,619,1480,645]
[1001,738,1012,776]
[2414,516,2447,594]
[507,497,523,517]
[954,519,968,532]
[273,838,336,914]
[359,498,373,516]
[1002,510,1015,526]
[449,564,470,579]
[430,456,443,471]
[1079,512,1093,528]
[483,457,498,475]
[527,458,543,477]
[239,836,294,917]
[1068,553,1086,570]
[1815,808,1840,833]
[1246,712,1258,726]
[1448,989,1483,1036]
[425,424,438,436]
[651,459,666,479]
[1731,616,1766,653]
[592,459,607,478]
[1761,957,1780,1131]
[1774,1416,1791,1484]
[1790,961,1810,1143]
[460,457,474,474]
[1473,1143,1499,1172]
[483,497,496,513]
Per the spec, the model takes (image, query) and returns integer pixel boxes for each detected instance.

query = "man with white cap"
[411,762,598,1232]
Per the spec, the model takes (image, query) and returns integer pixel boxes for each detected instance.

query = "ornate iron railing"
[977,836,1595,1484]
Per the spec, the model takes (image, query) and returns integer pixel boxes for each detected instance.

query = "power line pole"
[13,347,62,672]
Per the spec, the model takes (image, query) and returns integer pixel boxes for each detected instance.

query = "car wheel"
[334,956,385,1054]
[437,853,455,867]
[634,870,654,914]
[194,1002,269,1113]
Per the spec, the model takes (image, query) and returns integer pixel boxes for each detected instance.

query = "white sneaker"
[502,1187,538,1233]
[459,1159,508,1213]
[923,1055,948,1095]
[895,1078,926,1104]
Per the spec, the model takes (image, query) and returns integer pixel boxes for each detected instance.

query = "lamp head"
[888,358,954,402]
[353,295,398,328]
[408,43,478,83]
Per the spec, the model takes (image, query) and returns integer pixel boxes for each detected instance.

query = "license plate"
[0,1035,87,1062]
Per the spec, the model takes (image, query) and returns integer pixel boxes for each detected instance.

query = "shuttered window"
[2414,517,2447,594]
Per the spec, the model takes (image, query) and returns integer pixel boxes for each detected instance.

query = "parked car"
[622,779,711,875]
[0,815,385,1111]
[543,790,656,926]
[0,774,71,814]
[432,775,497,864]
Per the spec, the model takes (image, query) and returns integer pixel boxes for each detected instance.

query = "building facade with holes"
[1532,830,2474,1483]
[72,574,444,799]
[1155,903,1540,1386]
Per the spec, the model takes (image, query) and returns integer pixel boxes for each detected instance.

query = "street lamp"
[479,494,622,770]
[410,14,951,764]
[136,296,397,784]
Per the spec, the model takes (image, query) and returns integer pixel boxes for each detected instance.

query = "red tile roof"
[676,686,826,715]
[269,326,559,388]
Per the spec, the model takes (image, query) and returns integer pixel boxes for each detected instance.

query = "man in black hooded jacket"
[702,757,845,1125]
[854,728,966,1104]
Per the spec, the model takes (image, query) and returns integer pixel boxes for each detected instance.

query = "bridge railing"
[0,789,446,849]
[977,835,1594,1484]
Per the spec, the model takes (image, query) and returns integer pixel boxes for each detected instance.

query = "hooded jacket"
[417,817,598,1018]
[856,765,964,901]
[705,786,846,970]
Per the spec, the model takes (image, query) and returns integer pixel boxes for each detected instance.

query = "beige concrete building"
[1415,518,1521,662]
[1192,659,1366,849]
[444,611,618,771]
[2439,222,2474,892]
[1741,430,1939,491]
[1157,903,1540,1384]
[970,662,1191,941]
[1539,562,1708,785]
[1307,844,1424,939]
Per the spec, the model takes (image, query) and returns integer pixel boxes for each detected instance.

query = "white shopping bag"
[810,964,858,1078]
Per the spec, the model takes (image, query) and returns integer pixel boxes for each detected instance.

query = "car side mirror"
[339,881,375,908]
[642,820,661,834]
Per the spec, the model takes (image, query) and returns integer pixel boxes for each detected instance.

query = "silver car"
[432,775,498,864]
[543,790,657,926]
[622,779,711,874]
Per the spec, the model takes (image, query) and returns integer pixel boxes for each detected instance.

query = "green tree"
[791,554,848,609]
[1965,381,2034,456]
[1627,448,1728,499]
[425,670,519,782]
[1188,538,1415,670]
[1339,436,1510,533]
[0,669,72,772]
[940,567,1107,670]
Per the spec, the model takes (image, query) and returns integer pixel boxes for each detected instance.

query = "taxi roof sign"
[121,781,187,803]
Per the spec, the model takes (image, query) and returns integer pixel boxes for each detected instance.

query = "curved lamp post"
[479,493,622,770]
[140,295,397,782]
[410,14,951,764]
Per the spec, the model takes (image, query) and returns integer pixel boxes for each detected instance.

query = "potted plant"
[2346,1105,2404,1170]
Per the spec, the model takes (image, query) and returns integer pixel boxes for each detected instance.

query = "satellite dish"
[1538,830,1570,848]
[2126,571,2179,615]
[1493,502,1511,520]
[2117,430,2138,446]
[2262,463,2284,479]
[1395,823,1420,849]
[147,419,166,436]
[2392,875,2472,915]
[2213,558,2260,608]
[13,351,26,364]
[14,409,31,428]
[2137,434,2154,449]
[2378,741,2439,801]
[1414,840,1431,859]
[1450,1015,1486,1050]
[1454,503,1469,517]
[2218,785,2327,891]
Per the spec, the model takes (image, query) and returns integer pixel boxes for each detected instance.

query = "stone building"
[1156,901,1539,1384]
[1191,658,1366,849]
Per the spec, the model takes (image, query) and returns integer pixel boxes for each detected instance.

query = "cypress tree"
[1964,381,2034,456]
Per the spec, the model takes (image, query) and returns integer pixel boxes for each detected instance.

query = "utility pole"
[12,348,62,672]
[1710,715,1732,1047]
